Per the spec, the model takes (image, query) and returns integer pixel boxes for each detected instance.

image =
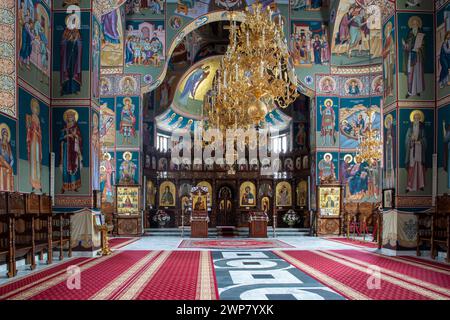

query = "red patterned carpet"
[178,239,294,249]
[108,237,139,249]
[325,237,379,249]
[275,250,450,300]
[397,256,450,271]
[0,251,218,300]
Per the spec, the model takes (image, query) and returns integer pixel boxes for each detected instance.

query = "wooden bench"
[52,212,72,261]
[10,192,36,270]
[0,191,15,277]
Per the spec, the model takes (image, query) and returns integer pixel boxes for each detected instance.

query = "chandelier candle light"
[204,3,299,132]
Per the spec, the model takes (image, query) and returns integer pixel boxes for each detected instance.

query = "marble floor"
[118,236,366,251]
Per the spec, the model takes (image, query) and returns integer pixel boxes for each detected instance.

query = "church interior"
[0,0,450,302]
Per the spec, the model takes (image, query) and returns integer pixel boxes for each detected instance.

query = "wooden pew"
[9,192,36,270]
[0,191,15,277]
[52,212,72,261]
[39,194,53,264]
[434,195,450,262]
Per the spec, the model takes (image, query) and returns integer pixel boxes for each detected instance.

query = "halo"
[0,123,11,142]
[408,16,422,29]
[410,110,424,122]
[323,153,333,161]
[63,109,79,123]
[384,114,393,128]
[344,154,353,163]
[324,99,333,106]
[30,98,40,114]
[65,13,80,29]
[103,152,111,161]
[123,97,132,104]
[123,151,132,160]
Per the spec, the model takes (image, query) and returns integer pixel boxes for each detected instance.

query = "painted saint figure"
[92,114,100,190]
[405,110,427,192]
[0,124,14,192]
[100,153,115,204]
[60,15,82,96]
[318,153,335,182]
[161,186,174,206]
[439,32,450,89]
[384,115,395,189]
[26,99,43,192]
[59,109,83,193]
[402,16,425,99]
[119,152,137,184]
[382,22,395,98]
[241,186,255,206]
[119,97,136,145]
[19,3,34,70]
[320,99,336,146]
[179,65,210,105]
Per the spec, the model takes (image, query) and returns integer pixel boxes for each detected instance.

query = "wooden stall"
[316,185,343,236]
[249,211,269,238]
[114,185,142,236]
[190,186,209,238]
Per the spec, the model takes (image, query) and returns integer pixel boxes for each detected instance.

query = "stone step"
[143,227,310,237]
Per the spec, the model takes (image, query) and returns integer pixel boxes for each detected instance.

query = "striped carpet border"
[274,250,370,300]
[6,251,122,300]
[89,251,162,300]
[364,251,450,275]
[0,257,95,300]
[397,256,450,271]
[324,238,378,249]
[196,251,218,300]
[116,251,172,300]
[314,250,449,300]
[109,237,140,250]
[322,250,450,298]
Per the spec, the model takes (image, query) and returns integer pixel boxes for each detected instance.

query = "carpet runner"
[178,239,294,249]
[275,250,450,300]
[0,250,218,300]
[325,237,379,249]
[108,237,139,249]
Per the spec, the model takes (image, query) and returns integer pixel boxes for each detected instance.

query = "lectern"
[249,211,269,238]
[190,186,209,238]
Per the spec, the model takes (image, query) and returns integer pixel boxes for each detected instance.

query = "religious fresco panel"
[436,2,450,100]
[290,0,329,19]
[100,97,116,148]
[18,87,50,194]
[316,151,338,184]
[397,12,434,101]
[437,104,450,195]
[116,150,139,185]
[339,152,380,203]
[124,19,165,84]
[125,0,165,19]
[115,95,140,148]
[331,0,382,66]
[52,0,91,10]
[100,151,116,209]
[396,0,434,11]
[339,75,370,97]
[91,110,101,191]
[339,96,381,149]
[316,96,339,148]
[398,108,434,196]
[101,7,125,67]
[382,15,396,106]
[17,0,51,96]
[52,11,91,99]
[92,16,101,102]
[383,110,396,190]
[0,114,17,192]
[52,107,90,195]
[291,19,330,92]
[316,75,338,95]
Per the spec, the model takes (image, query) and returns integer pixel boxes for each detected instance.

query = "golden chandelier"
[204,3,299,132]
[356,109,382,163]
